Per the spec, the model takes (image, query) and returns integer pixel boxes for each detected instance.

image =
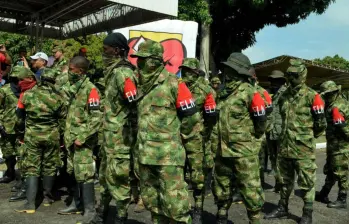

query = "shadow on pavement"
[263,201,300,223]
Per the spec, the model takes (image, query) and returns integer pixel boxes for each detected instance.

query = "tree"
[179,0,335,70]
[314,55,349,71]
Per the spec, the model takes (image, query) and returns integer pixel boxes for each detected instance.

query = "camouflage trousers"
[323,153,349,194]
[278,157,317,208]
[67,143,95,184]
[0,134,17,158]
[23,131,60,177]
[105,157,131,218]
[213,155,264,222]
[267,138,280,181]
[98,148,112,206]
[139,164,191,224]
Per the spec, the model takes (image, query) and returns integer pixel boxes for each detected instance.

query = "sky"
[242,0,349,63]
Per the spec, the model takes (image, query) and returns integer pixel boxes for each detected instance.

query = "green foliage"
[314,55,349,71]
[178,0,336,66]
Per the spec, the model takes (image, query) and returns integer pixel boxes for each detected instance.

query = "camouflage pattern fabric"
[213,156,264,222]
[105,157,131,217]
[17,85,66,176]
[210,76,221,85]
[139,164,191,224]
[0,84,19,158]
[68,143,95,183]
[278,157,317,208]
[277,60,326,208]
[269,85,288,140]
[64,77,102,183]
[51,57,68,72]
[103,58,137,218]
[0,84,18,135]
[323,153,349,193]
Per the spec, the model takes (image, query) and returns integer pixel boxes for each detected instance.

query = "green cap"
[52,46,64,53]
[269,70,285,79]
[320,80,341,94]
[130,39,163,59]
[286,59,307,80]
[179,58,200,70]
[221,52,252,76]
[10,66,37,81]
[210,76,221,85]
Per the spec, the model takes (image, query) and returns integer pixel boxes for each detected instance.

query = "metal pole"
[35,18,39,52]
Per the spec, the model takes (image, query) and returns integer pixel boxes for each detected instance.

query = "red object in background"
[128,37,186,74]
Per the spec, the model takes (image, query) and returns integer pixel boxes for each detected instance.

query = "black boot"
[9,179,26,202]
[58,184,82,215]
[90,193,112,223]
[42,176,55,206]
[216,214,228,224]
[327,192,347,209]
[114,214,127,224]
[14,176,38,214]
[11,170,22,192]
[192,207,203,224]
[76,183,96,224]
[264,201,288,219]
[0,156,16,183]
[232,191,243,204]
[299,208,312,224]
[315,187,331,204]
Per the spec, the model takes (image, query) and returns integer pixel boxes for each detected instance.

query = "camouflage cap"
[130,39,163,59]
[286,59,307,80]
[210,76,221,85]
[10,66,37,81]
[52,45,64,53]
[221,52,252,76]
[179,58,200,70]
[320,80,341,94]
[269,70,285,79]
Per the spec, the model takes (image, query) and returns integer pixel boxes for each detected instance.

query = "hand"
[0,44,6,52]
[74,139,82,147]
[22,56,29,68]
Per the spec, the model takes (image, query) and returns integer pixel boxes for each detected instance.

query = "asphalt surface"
[0,151,348,224]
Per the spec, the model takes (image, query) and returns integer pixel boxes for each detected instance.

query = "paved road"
[0,151,348,224]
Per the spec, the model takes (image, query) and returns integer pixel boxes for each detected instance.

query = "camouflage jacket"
[137,69,202,166]
[64,77,103,148]
[16,84,66,137]
[255,84,273,144]
[269,85,288,140]
[54,71,70,105]
[52,57,68,71]
[103,59,137,158]
[325,95,349,155]
[216,81,267,158]
[279,84,327,159]
[0,84,19,134]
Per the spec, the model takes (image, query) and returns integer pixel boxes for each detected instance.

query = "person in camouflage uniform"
[131,40,203,224]
[212,52,267,224]
[315,81,349,209]
[265,59,327,224]
[13,66,66,214]
[0,68,20,184]
[266,70,287,192]
[90,32,138,224]
[52,45,68,71]
[179,58,217,223]
[210,76,221,92]
[59,56,102,224]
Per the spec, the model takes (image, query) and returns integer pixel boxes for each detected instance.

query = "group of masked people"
[0,32,348,224]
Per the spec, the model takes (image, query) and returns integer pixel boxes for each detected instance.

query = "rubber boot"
[114,214,127,224]
[76,183,96,224]
[11,170,22,192]
[58,184,82,215]
[299,208,313,224]
[264,201,288,219]
[9,178,26,202]
[315,187,331,204]
[232,191,243,204]
[216,214,228,224]
[14,176,38,214]
[43,176,55,206]
[260,169,266,189]
[327,192,347,209]
[0,156,16,183]
[89,192,112,223]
